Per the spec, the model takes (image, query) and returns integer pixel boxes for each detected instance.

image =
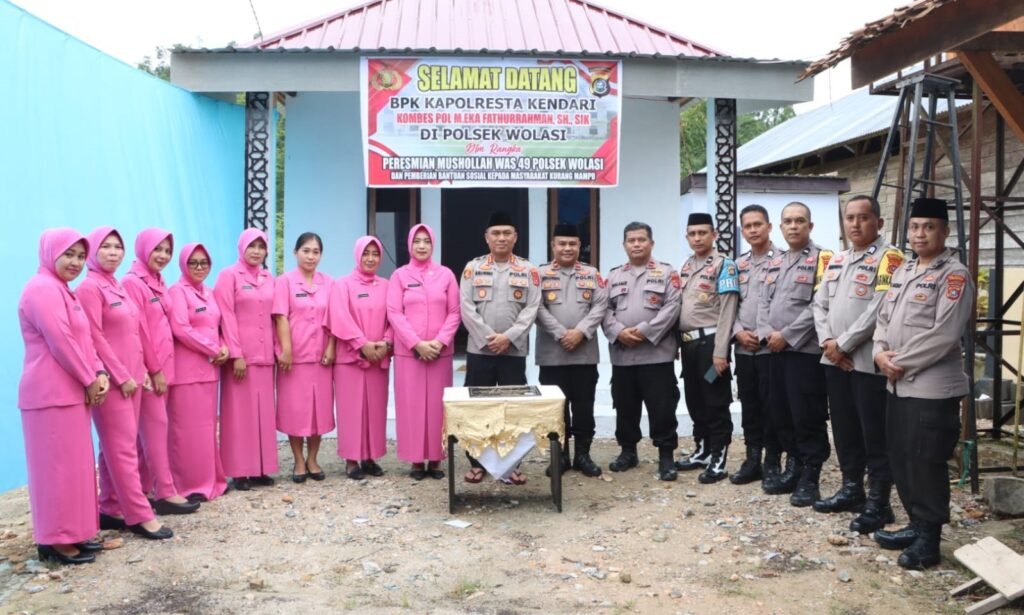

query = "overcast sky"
[11,0,908,108]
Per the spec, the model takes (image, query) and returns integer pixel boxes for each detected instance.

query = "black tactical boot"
[789,465,822,507]
[675,439,710,471]
[763,455,802,495]
[658,447,678,481]
[572,439,602,477]
[875,522,920,550]
[760,452,782,490]
[850,480,896,534]
[729,446,763,485]
[609,445,639,472]
[698,444,729,484]
[813,476,866,513]
[897,523,942,570]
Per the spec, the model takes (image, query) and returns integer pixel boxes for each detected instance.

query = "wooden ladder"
[951,536,1024,614]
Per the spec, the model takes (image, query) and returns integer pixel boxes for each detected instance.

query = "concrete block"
[984,476,1024,516]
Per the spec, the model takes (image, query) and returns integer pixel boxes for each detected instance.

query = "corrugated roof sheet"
[737,86,970,171]
[233,0,722,57]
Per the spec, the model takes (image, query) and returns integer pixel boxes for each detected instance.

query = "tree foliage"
[680,103,796,177]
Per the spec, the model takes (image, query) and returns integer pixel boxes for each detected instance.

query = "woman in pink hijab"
[325,236,392,479]
[122,228,199,512]
[214,228,278,490]
[18,229,108,565]
[167,243,230,501]
[78,227,173,541]
[386,224,460,480]
[273,232,336,482]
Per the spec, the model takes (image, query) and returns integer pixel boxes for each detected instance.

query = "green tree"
[680,103,796,176]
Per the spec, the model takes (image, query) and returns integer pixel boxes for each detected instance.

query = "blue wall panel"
[0,1,244,491]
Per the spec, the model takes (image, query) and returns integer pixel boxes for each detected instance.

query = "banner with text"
[361,57,621,187]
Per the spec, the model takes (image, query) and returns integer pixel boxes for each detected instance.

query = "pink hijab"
[236,228,268,277]
[38,228,88,282]
[85,226,123,285]
[352,235,384,283]
[179,243,212,291]
[406,223,438,273]
[129,227,173,293]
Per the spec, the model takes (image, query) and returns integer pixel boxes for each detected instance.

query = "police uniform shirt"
[677,251,740,359]
[812,235,903,373]
[872,248,973,399]
[534,261,608,366]
[732,243,776,357]
[459,254,541,358]
[601,259,682,366]
[756,241,834,354]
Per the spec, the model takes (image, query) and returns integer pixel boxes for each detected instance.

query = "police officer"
[602,222,682,481]
[873,197,973,570]
[812,195,904,533]
[729,204,779,486]
[535,224,607,477]
[459,210,541,485]
[673,213,739,484]
[757,202,834,506]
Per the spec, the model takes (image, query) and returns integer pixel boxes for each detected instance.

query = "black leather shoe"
[74,540,104,554]
[763,457,802,495]
[897,526,941,570]
[251,475,275,487]
[153,498,200,515]
[609,449,639,472]
[232,477,252,491]
[875,524,919,550]
[99,513,126,531]
[346,465,366,480]
[427,468,445,480]
[675,440,710,471]
[186,493,208,504]
[789,465,822,507]
[360,461,385,477]
[410,466,427,481]
[546,452,571,477]
[38,545,95,565]
[129,523,174,540]
[307,470,326,481]
[729,446,763,485]
[698,444,729,484]
[813,478,866,513]
[573,453,603,477]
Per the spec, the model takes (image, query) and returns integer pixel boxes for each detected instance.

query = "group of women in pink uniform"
[17,223,460,565]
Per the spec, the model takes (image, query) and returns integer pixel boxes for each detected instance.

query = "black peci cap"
[487,210,516,229]
[909,197,949,221]
[687,212,714,227]
[552,223,580,238]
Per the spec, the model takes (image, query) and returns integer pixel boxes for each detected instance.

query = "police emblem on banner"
[590,68,611,97]
[371,67,402,91]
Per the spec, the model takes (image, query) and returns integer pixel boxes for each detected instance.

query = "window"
[367,188,419,278]
[547,188,599,268]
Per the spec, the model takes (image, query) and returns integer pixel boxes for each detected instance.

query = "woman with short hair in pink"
[325,236,392,480]
[167,243,230,501]
[386,224,460,480]
[214,228,278,490]
[18,229,108,565]
[79,227,173,540]
[122,228,199,511]
[274,232,336,482]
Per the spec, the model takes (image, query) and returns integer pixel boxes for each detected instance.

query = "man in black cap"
[459,210,541,485]
[873,196,973,570]
[535,223,607,477]
[674,213,740,483]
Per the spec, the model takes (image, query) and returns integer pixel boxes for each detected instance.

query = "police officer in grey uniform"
[535,224,607,477]
[812,195,904,533]
[730,204,779,485]
[757,202,834,506]
[873,197,973,570]
[459,210,541,484]
[602,222,682,481]
[673,213,739,484]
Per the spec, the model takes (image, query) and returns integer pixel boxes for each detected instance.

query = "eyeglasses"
[187,260,211,269]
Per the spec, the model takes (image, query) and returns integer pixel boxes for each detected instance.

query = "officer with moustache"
[535,224,607,477]
[602,222,682,481]
[673,213,739,484]
[812,195,904,533]
[459,210,541,485]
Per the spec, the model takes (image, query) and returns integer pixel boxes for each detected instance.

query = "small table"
[443,385,566,513]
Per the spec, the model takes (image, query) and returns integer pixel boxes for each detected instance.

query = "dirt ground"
[1,439,1022,615]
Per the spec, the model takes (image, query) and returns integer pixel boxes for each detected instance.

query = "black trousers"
[735,353,775,453]
[825,366,891,482]
[886,394,961,525]
[611,362,679,450]
[464,353,528,469]
[768,352,830,466]
[680,337,733,449]
[538,364,599,441]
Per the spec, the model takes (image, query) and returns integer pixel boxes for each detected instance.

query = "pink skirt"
[21,405,98,545]
[277,362,335,436]
[334,363,388,460]
[219,364,279,477]
[394,355,452,462]
[168,382,227,500]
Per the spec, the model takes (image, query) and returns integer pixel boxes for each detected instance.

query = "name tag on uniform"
[242,285,254,290]
[149,297,160,303]
[195,306,207,313]
[611,284,629,297]
[407,283,421,288]
[357,293,369,298]
[295,292,308,298]
[110,301,122,307]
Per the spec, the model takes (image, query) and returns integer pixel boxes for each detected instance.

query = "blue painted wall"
[0,0,244,492]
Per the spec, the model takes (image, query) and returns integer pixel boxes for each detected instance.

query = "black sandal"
[346,464,365,480]
[360,460,384,477]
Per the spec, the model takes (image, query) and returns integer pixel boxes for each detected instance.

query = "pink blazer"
[78,270,145,386]
[168,281,223,385]
[123,264,175,381]
[213,264,275,366]
[272,269,332,364]
[386,264,460,358]
[325,274,393,369]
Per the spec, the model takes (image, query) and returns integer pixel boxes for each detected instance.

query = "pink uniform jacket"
[325,236,393,368]
[214,228,275,366]
[122,228,175,382]
[273,268,332,363]
[168,255,223,384]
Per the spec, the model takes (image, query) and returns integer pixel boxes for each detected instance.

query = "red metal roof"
[241,0,722,57]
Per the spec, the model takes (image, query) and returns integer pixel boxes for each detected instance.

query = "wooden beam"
[850,0,1024,88]
[955,31,1024,52]
[958,50,1024,145]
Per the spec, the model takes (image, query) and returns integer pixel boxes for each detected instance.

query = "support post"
[244,92,272,232]
[706,98,738,257]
